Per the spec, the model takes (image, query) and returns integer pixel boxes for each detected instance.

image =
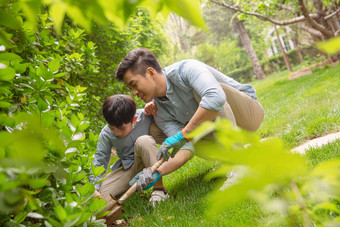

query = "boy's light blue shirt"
[154,59,257,153]
[89,109,152,191]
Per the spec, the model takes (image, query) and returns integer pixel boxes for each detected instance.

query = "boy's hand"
[93,189,103,199]
[144,101,157,117]
[129,168,162,191]
[157,129,190,161]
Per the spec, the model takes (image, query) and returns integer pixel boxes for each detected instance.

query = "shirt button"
[186,112,189,115]
[172,101,175,104]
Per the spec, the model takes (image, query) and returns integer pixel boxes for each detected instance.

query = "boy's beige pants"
[100,135,158,202]
[150,82,264,144]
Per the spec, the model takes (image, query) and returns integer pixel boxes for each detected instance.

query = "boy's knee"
[135,135,157,155]
[135,135,154,147]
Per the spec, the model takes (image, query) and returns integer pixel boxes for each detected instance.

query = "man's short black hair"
[102,95,136,128]
[115,48,162,81]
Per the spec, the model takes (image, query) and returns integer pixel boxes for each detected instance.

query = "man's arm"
[158,149,193,175]
[182,106,219,135]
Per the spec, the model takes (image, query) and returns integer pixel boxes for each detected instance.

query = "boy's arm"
[89,130,113,192]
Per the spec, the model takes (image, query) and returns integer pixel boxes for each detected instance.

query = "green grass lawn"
[253,63,340,148]
[120,64,340,226]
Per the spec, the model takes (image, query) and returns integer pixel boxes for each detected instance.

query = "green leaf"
[316,36,340,55]
[0,114,15,127]
[313,202,340,213]
[14,211,27,223]
[48,58,60,72]
[66,4,91,31]
[93,165,105,178]
[29,178,50,189]
[39,188,55,203]
[0,101,12,108]
[53,167,68,184]
[162,0,207,30]
[0,10,21,29]
[65,193,74,204]
[54,205,67,222]
[72,172,86,183]
[71,114,79,128]
[97,210,110,218]
[20,0,42,27]
[37,97,49,112]
[75,212,92,225]
[78,122,90,131]
[67,140,82,148]
[0,53,22,61]
[13,63,27,74]
[89,198,106,213]
[0,67,15,81]
[49,2,66,34]
[47,218,62,227]
[77,182,94,197]
[53,72,67,78]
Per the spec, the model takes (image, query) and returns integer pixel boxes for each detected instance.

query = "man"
[88,94,169,205]
[115,48,264,190]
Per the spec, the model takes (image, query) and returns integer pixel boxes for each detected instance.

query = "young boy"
[88,94,169,205]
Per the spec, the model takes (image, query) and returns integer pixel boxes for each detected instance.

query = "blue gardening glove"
[157,129,190,161]
[129,168,162,191]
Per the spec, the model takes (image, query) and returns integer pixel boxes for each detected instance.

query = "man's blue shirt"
[154,59,257,152]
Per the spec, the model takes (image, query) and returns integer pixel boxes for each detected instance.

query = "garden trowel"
[99,157,165,226]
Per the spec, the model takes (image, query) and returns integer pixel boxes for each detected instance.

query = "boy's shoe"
[149,187,170,206]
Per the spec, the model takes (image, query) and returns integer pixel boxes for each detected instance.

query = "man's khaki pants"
[150,83,264,144]
[100,135,158,202]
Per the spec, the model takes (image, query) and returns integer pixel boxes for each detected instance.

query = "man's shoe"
[149,187,170,206]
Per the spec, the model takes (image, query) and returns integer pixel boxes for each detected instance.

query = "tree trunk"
[232,17,266,80]
[274,25,292,72]
[169,13,188,51]
[291,25,304,63]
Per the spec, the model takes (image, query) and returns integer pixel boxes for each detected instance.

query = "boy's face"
[109,122,133,137]
[123,68,157,103]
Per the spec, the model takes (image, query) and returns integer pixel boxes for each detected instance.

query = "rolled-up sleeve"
[181,61,226,112]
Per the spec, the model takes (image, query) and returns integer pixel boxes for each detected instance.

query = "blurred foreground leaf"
[316,36,340,55]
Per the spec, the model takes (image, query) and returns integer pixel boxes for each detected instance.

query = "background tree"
[209,0,340,60]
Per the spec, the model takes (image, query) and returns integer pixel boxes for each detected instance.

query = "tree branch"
[298,0,333,38]
[299,24,323,38]
[209,0,337,27]
[325,7,340,20]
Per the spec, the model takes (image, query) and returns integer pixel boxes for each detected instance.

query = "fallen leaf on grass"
[168,216,174,220]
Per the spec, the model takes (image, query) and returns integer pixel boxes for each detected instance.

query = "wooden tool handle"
[117,157,165,205]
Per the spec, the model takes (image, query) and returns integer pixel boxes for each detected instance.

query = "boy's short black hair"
[115,48,162,81]
[102,95,136,128]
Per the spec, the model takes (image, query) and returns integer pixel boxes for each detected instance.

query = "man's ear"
[146,67,157,78]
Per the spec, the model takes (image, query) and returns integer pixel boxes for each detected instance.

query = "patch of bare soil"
[288,60,339,80]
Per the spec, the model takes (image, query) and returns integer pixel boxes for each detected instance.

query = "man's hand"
[144,101,157,117]
[129,168,162,191]
[157,129,190,161]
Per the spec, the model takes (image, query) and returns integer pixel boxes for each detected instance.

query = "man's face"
[109,122,133,137]
[123,69,156,103]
